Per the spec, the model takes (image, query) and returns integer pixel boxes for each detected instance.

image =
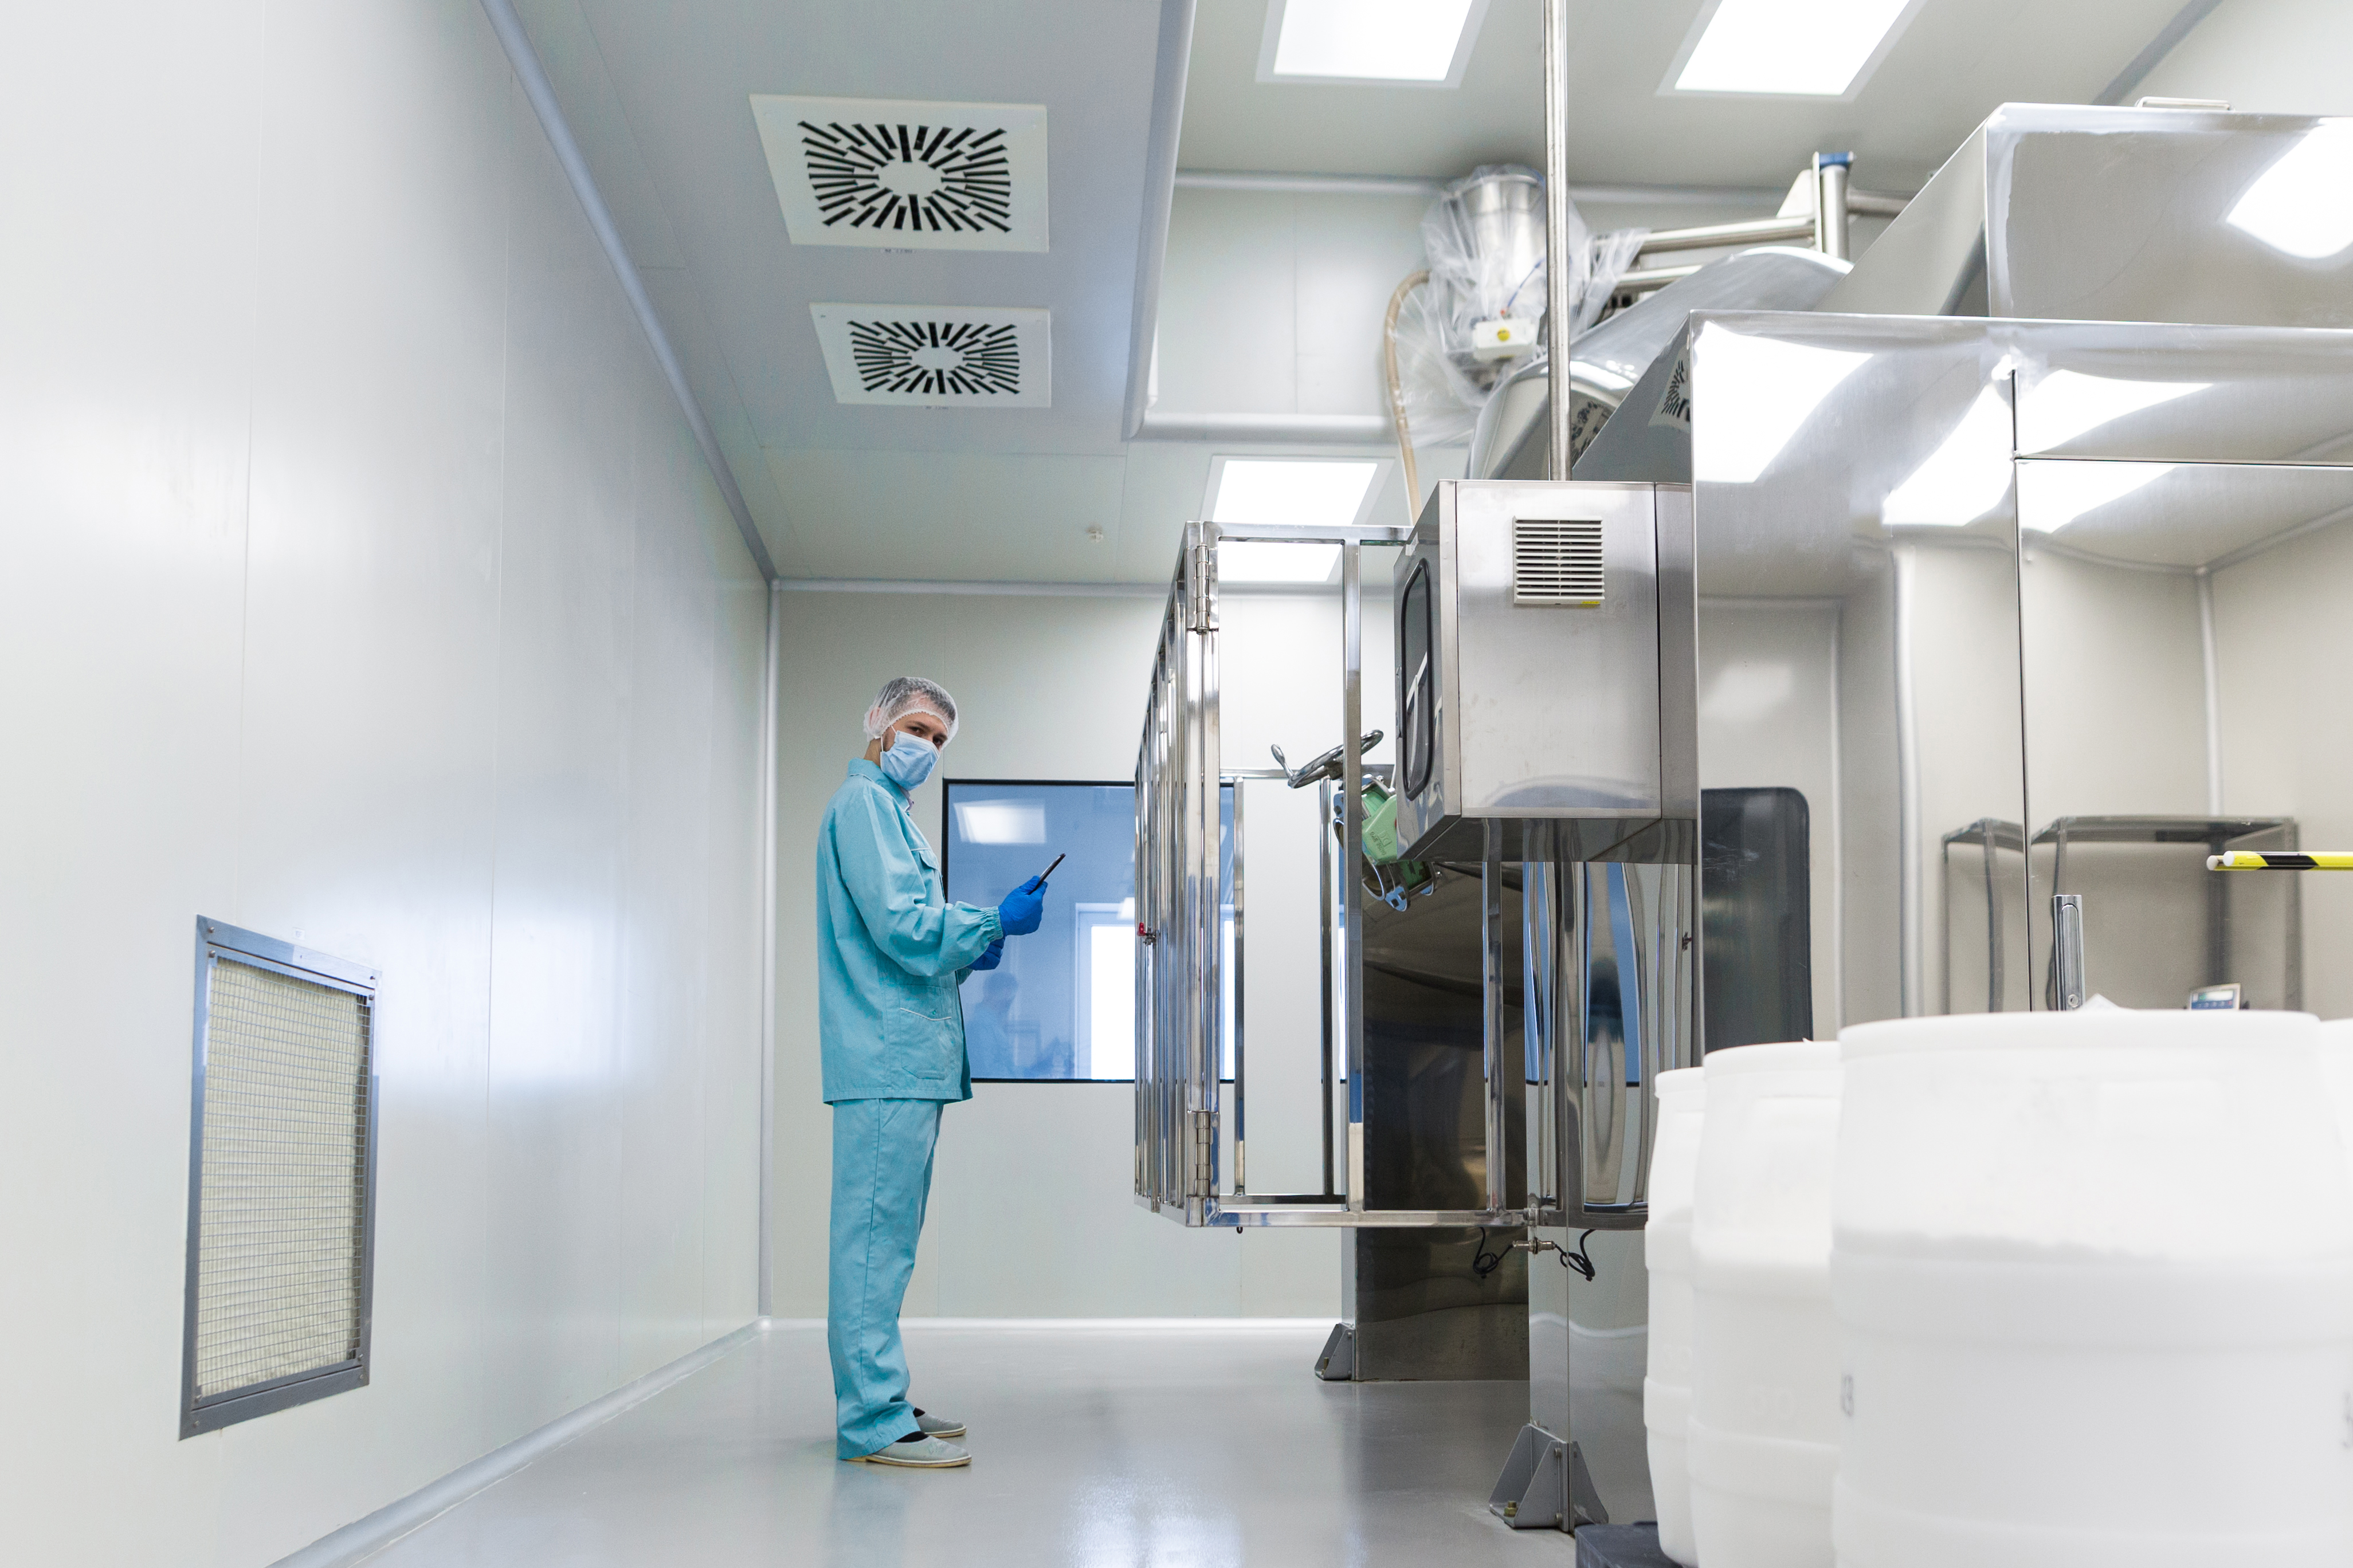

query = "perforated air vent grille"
[801,121,1013,237]
[852,320,1021,398]
[752,95,1048,252]
[810,304,1051,408]
[1514,518,1606,606]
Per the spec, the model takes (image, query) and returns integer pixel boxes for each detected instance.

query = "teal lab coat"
[816,759,1001,1455]
[815,760,1001,1103]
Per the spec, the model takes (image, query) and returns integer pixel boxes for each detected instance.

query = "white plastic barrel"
[2321,1019,2353,1170]
[1688,1040,1844,1568]
[1833,1009,2353,1568]
[1645,1066,1708,1566]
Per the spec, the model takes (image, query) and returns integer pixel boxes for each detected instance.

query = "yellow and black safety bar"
[2207,851,2353,871]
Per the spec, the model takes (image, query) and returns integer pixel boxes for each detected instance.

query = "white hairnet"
[863,675,959,743]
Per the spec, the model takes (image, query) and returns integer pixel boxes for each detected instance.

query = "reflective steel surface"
[1394,481,1686,863]
[1580,309,2353,1029]
[1473,245,1853,484]
[1351,865,1530,1380]
[1821,104,2353,328]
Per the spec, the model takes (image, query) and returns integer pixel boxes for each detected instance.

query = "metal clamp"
[2050,893,2086,1011]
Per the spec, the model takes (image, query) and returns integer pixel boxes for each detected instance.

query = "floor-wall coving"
[350,1322,1549,1566]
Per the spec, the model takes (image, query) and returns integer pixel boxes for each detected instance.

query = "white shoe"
[913,1406,966,1439]
[850,1434,970,1468]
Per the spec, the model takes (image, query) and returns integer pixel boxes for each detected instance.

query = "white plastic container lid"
[1838,1009,2353,1266]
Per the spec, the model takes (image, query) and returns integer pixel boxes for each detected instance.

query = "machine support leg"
[1488,1422,1606,1532]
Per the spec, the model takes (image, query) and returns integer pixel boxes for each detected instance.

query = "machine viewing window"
[944,780,1232,1082]
[1398,560,1434,797]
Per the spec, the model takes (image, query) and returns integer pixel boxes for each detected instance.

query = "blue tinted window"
[944,780,1231,1082]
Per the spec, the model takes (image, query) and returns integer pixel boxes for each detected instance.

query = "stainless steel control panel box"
[1393,480,1693,862]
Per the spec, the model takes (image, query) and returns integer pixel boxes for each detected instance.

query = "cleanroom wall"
[0,5,767,1565]
[2138,0,2353,115]
[770,581,1401,1319]
[2213,519,2353,1021]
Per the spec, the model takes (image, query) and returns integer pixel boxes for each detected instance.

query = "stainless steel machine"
[1134,49,2353,1542]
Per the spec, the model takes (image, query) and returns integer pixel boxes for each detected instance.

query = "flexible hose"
[1382,269,1431,527]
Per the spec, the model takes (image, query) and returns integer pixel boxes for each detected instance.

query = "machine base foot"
[1487,1423,1606,1531]
[1312,1322,1354,1381]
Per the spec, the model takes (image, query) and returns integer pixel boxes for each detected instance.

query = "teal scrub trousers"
[828,1097,943,1458]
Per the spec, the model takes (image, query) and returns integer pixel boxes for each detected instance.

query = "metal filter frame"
[181,916,381,1439]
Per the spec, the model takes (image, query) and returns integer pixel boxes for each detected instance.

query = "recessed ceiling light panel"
[1665,0,1921,99]
[1258,0,1490,88]
[809,304,1051,408]
[751,95,1046,251]
[1205,457,1389,581]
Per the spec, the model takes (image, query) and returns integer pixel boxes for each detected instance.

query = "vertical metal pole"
[1198,529,1223,1215]
[1522,834,1558,1217]
[2198,569,2223,815]
[1482,828,1509,1216]
[1543,0,1574,484]
[1570,863,1593,1211]
[2197,566,2228,983]
[1814,152,1852,260]
[1893,544,1923,1016]
[1231,776,1246,1193]
[1342,544,1367,1211]
[1319,778,1337,1198]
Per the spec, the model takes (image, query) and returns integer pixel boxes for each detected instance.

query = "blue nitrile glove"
[970,938,1005,972]
[998,875,1046,936]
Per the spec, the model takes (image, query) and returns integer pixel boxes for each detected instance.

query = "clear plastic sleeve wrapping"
[1393,166,1647,447]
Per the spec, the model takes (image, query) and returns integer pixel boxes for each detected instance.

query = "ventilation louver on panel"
[1513,518,1606,606]
[809,304,1052,408]
[182,919,378,1437]
[751,95,1048,252]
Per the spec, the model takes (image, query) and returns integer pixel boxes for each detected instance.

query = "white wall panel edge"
[475,0,775,581]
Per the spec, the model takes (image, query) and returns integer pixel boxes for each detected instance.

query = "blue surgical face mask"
[879,728,939,791]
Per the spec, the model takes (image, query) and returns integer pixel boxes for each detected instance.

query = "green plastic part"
[1358,783,1430,891]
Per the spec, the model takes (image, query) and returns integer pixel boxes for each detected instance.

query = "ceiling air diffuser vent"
[810,304,1051,408]
[751,95,1048,251]
[1513,518,1605,606]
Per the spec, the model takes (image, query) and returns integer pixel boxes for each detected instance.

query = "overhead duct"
[1383,167,1645,517]
[1819,103,2353,327]
[1468,244,1852,482]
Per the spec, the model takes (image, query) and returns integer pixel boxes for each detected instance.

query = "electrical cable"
[1472,1228,1511,1280]
[1559,1228,1598,1280]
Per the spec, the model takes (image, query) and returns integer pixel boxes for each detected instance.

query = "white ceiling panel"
[508,0,2223,585]
[1179,0,2208,191]
[764,447,1129,581]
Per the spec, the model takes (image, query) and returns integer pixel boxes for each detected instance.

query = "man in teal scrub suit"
[816,676,1048,1468]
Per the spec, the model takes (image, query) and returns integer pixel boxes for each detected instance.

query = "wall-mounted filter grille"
[1513,518,1606,605]
[810,304,1051,408]
[183,921,377,1437]
[752,95,1048,252]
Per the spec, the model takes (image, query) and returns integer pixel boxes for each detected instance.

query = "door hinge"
[1190,1108,1214,1197]
[1188,543,1217,632]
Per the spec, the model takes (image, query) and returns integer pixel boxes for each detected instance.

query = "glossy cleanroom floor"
[362,1320,1560,1567]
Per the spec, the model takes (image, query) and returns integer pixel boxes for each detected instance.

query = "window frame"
[941,777,1234,1085]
